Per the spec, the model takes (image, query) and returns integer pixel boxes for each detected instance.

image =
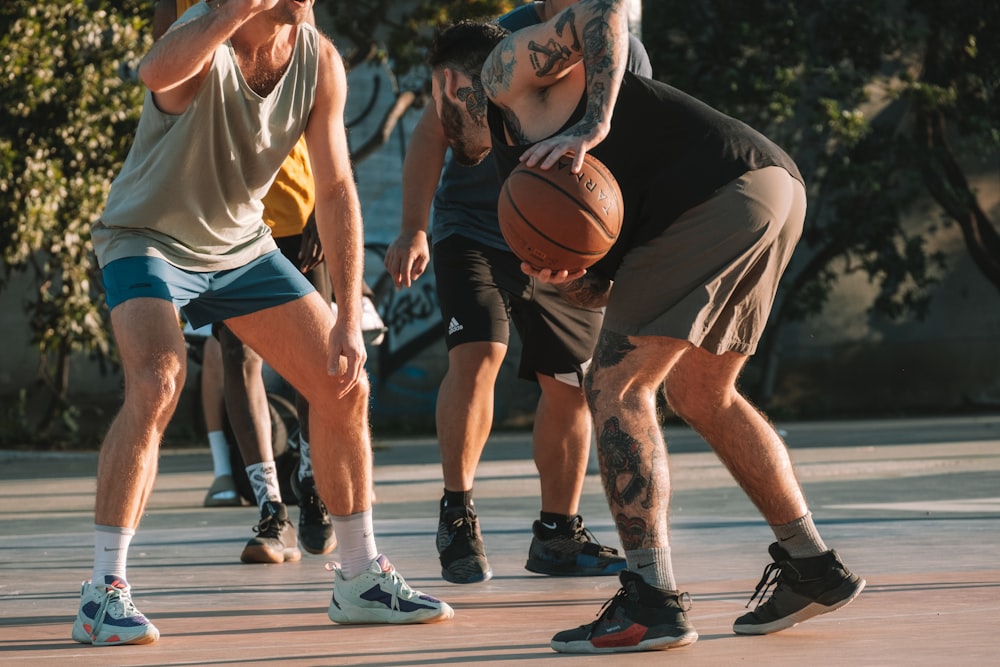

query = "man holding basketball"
[428,0,864,654]
[386,0,649,585]
[74,0,452,646]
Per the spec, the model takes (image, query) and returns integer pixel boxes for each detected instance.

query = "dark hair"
[428,20,510,75]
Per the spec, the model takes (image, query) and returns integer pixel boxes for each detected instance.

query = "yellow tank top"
[262,137,315,238]
[175,1,316,239]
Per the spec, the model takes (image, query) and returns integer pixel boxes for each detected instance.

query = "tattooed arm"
[556,272,612,308]
[481,0,629,172]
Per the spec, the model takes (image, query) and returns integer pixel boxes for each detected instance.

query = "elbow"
[137,57,160,91]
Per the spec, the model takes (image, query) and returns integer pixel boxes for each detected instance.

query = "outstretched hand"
[384,230,430,289]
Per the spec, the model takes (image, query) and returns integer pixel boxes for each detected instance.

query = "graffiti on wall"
[365,243,445,382]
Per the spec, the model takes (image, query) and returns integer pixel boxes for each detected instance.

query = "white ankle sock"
[331,510,378,579]
[246,461,282,510]
[92,525,134,586]
[207,430,233,478]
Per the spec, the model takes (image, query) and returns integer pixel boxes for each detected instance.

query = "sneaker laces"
[567,518,619,556]
[585,586,630,637]
[584,582,693,638]
[253,514,282,539]
[299,486,330,525]
[383,565,422,606]
[445,512,478,542]
[325,559,420,609]
[745,560,782,609]
[90,585,138,639]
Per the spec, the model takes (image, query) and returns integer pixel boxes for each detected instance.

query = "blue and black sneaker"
[525,515,626,576]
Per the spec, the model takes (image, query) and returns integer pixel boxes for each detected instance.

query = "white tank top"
[93,3,319,271]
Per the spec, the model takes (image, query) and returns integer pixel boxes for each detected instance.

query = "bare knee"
[663,371,738,429]
[585,366,658,422]
[125,354,186,418]
[446,342,505,391]
[305,371,371,419]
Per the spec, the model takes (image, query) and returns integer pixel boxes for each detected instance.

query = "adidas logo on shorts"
[447,317,463,336]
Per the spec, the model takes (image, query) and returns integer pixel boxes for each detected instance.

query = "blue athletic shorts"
[101,251,315,328]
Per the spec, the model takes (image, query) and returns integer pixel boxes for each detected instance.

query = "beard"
[439,96,490,167]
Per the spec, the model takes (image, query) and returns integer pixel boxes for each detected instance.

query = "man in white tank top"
[73,1,452,647]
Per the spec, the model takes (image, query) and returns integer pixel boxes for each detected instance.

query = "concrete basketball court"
[1,415,998,666]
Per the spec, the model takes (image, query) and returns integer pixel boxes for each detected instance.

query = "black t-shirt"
[488,71,803,278]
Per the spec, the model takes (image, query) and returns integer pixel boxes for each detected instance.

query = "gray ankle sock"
[626,547,677,591]
[771,512,828,558]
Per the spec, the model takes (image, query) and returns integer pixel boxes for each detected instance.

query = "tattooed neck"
[456,77,488,128]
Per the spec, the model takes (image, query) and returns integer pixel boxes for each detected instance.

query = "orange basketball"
[498,153,623,272]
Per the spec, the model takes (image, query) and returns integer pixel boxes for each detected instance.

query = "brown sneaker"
[240,501,302,564]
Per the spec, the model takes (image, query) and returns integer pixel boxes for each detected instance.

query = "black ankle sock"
[539,512,575,539]
[442,489,473,512]
[539,512,573,534]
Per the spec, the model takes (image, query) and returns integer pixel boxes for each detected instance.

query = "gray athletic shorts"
[603,166,805,355]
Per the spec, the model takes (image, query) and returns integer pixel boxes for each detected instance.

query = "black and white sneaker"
[297,476,336,555]
[436,499,492,584]
[733,542,865,635]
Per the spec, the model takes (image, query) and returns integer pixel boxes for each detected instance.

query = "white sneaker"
[71,576,160,645]
[329,298,387,347]
[360,296,387,346]
[328,554,454,624]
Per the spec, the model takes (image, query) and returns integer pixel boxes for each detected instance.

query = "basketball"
[498,153,623,273]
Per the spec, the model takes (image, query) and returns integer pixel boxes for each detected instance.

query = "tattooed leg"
[586,331,687,551]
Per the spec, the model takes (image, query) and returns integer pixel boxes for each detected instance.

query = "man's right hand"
[384,230,430,289]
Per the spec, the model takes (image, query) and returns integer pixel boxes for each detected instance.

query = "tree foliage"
[0,0,153,442]
[0,0,514,443]
[644,0,999,401]
[2,0,995,439]
[321,0,515,74]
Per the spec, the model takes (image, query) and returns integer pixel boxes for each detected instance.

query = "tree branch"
[349,89,424,164]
